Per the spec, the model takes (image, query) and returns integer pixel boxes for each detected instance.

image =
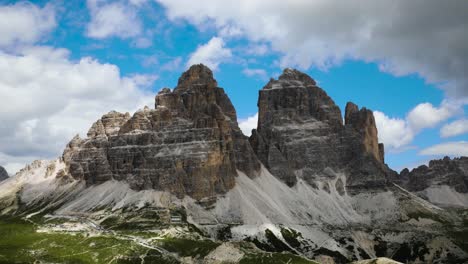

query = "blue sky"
[0,0,467,173]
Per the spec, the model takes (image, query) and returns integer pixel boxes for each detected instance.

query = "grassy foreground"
[0,216,169,263]
[0,216,318,264]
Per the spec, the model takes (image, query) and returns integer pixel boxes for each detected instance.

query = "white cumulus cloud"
[374,101,462,150]
[0,46,155,174]
[407,102,460,131]
[187,37,232,70]
[440,119,468,138]
[157,0,468,99]
[373,111,414,149]
[239,113,258,136]
[86,0,143,39]
[419,141,468,157]
[0,2,56,48]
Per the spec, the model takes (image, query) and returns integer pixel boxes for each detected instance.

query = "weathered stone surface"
[87,111,131,138]
[63,64,261,200]
[0,166,8,181]
[250,68,394,192]
[344,102,383,163]
[399,156,468,193]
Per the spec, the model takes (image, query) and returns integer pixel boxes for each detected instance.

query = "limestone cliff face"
[63,66,394,197]
[250,68,393,192]
[63,64,260,200]
[0,166,8,182]
[345,102,384,163]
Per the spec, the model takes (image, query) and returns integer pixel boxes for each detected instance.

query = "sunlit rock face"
[345,102,384,163]
[249,68,394,193]
[63,64,261,200]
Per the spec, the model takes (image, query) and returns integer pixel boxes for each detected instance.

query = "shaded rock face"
[399,156,468,193]
[0,166,8,181]
[250,68,393,192]
[63,64,261,200]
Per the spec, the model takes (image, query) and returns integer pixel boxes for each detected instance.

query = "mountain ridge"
[0,64,467,263]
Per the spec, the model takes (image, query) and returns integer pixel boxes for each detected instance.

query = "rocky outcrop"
[86,111,131,138]
[249,68,393,192]
[399,156,468,193]
[345,102,383,163]
[63,64,261,200]
[0,166,8,181]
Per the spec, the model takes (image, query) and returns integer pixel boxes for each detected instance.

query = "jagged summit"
[259,68,342,129]
[176,63,218,89]
[250,68,391,189]
[278,67,317,85]
[398,156,468,206]
[63,64,260,199]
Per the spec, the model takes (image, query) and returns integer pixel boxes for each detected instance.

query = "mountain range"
[0,64,466,264]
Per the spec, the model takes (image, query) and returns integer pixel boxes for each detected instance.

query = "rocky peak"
[176,64,218,89]
[252,68,345,186]
[0,166,8,181]
[251,69,392,191]
[63,65,260,200]
[87,111,131,138]
[258,68,343,130]
[156,64,237,121]
[278,68,317,85]
[344,102,384,163]
[344,102,359,125]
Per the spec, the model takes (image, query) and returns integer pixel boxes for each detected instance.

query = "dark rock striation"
[399,156,468,193]
[63,64,261,200]
[249,68,395,193]
[0,166,8,181]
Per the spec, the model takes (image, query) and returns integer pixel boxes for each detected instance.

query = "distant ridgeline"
[0,64,466,264]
